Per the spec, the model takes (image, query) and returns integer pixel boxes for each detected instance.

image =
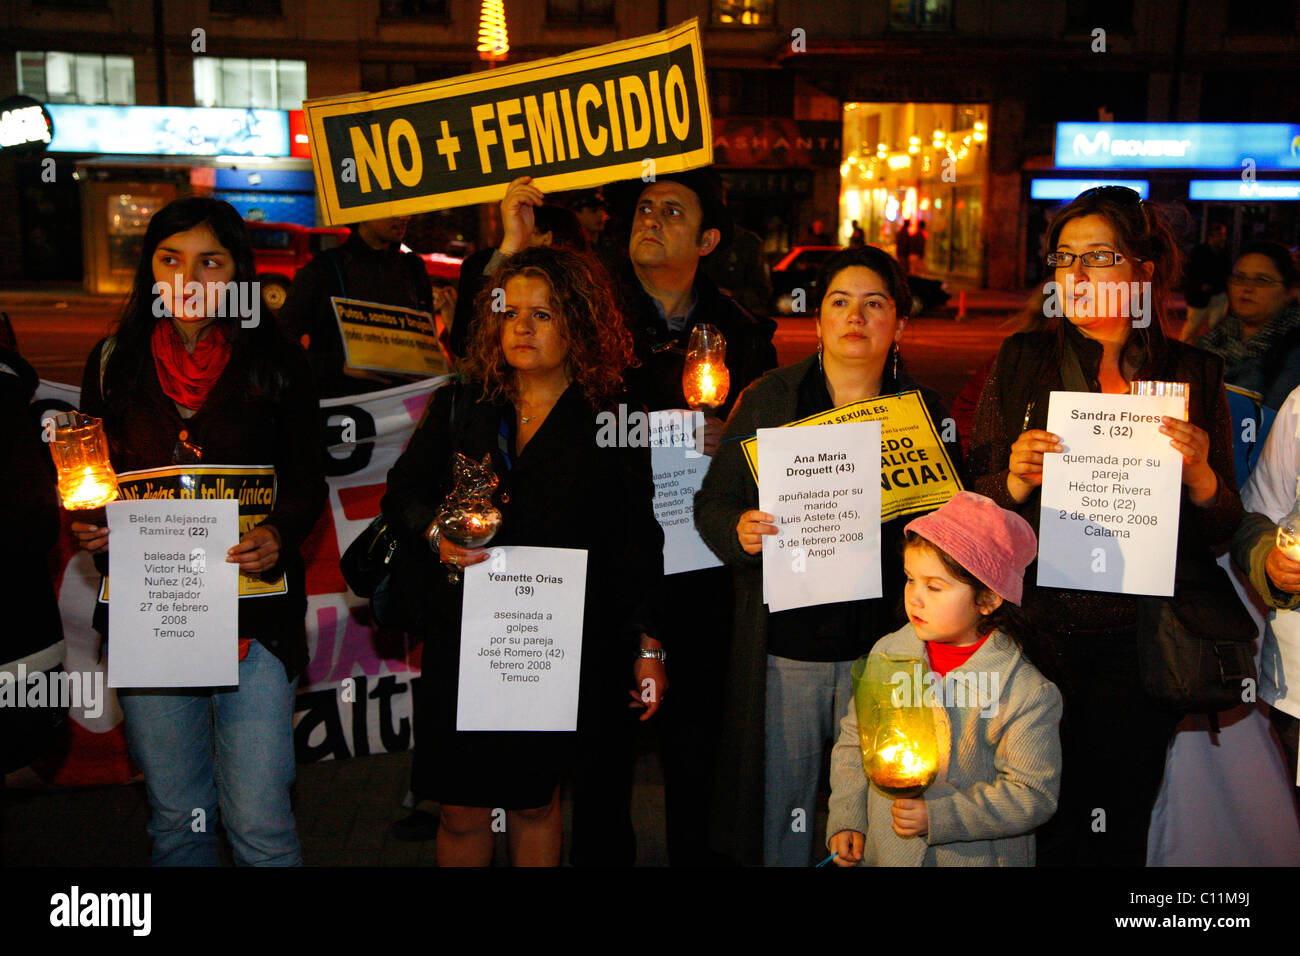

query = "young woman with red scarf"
[72,197,326,865]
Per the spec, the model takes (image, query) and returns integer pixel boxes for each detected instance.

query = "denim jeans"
[118,640,300,866]
[763,655,856,867]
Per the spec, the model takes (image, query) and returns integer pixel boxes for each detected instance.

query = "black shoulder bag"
[339,384,464,630]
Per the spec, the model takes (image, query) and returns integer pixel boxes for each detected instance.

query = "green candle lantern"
[852,653,940,799]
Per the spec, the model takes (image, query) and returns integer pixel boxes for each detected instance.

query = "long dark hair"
[903,530,1066,691]
[102,196,291,414]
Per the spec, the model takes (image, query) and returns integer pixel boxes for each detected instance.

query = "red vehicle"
[246,221,464,315]
[246,221,349,313]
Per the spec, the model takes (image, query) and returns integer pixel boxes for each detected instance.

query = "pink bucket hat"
[903,491,1038,605]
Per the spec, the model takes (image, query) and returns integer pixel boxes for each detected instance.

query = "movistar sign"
[1055,123,1300,170]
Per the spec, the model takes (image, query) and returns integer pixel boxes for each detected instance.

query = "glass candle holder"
[682,324,730,411]
[47,411,119,510]
[852,653,940,799]
[1130,380,1189,421]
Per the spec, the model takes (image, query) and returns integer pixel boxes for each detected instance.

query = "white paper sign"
[1038,391,1186,596]
[650,409,722,576]
[106,498,240,688]
[457,546,588,731]
[757,421,882,613]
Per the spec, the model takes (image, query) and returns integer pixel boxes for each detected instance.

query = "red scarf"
[151,319,232,410]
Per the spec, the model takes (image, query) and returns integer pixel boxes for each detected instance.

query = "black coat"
[277,232,434,398]
[381,381,665,711]
[79,336,328,677]
[615,262,778,421]
[0,346,63,670]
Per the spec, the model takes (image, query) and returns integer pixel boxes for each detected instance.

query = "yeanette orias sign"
[304,19,712,225]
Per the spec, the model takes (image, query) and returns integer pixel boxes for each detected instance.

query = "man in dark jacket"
[277,216,435,399]
[607,168,777,865]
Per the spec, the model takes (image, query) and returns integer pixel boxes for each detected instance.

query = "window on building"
[888,0,952,30]
[360,61,467,91]
[210,0,283,15]
[546,0,616,23]
[1227,0,1295,33]
[16,51,135,104]
[1064,0,1133,34]
[379,0,449,18]
[711,0,773,26]
[194,58,306,110]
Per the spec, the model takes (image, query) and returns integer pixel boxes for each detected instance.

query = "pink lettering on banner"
[305,601,417,685]
[403,392,431,423]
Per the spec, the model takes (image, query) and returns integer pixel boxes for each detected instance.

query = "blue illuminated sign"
[1055,123,1300,171]
[1030,179,1150,200]
[47,105,290,157]
[1189,180,1300,201]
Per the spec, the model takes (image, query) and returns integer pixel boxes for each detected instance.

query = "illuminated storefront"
[839,102,989,282]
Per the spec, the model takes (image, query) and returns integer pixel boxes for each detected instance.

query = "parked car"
[769,245,950,317]
[246,221,465,316]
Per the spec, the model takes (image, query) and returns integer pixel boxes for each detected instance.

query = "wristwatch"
[636,648,668,663]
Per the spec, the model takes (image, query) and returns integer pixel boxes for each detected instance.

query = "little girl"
[827,491,1062,866]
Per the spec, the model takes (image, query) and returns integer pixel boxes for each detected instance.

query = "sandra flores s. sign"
[304,19,712,225]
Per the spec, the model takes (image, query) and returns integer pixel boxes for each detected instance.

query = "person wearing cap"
[825,491,1063,866]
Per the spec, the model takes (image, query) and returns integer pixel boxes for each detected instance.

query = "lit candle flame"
[60,466,119,510]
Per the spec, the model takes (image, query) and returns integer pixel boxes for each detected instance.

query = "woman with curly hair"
[381,246,665,866]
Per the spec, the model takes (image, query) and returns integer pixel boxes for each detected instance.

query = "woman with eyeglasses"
[71,197,327,865]
[1194,240,1300,410]
[967,186,1242,866]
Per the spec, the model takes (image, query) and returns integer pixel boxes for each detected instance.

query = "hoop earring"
[817,339,824,373]
[891,343,899,382]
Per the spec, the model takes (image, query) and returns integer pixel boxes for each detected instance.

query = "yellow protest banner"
[99,465,286,600]
[741,391,962,520]
[331,297,450,378]
[304,18,713,225]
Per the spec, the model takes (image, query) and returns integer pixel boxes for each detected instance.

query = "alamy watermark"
[1042,275,1151,327]
[596,405,706,457]
[889,666,1001,718]
[152,278,261,328]
[0,665,104,719]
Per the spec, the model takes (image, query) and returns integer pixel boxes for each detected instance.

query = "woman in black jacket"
[72,197,327,866]
[967,186,1242,866]
[694,246,963,866]
[382,246,665,866]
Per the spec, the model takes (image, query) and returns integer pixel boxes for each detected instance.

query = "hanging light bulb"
[477,0,509,62]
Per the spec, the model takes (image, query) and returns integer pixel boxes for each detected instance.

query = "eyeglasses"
[1228,271,1285,288]
[1046,250,1140,268]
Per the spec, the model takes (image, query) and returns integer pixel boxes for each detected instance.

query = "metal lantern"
[682,324,730,411]
[852,653,940,799]
[46,411,119,510]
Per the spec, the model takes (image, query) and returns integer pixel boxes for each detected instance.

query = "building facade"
[2,0,1298,289]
